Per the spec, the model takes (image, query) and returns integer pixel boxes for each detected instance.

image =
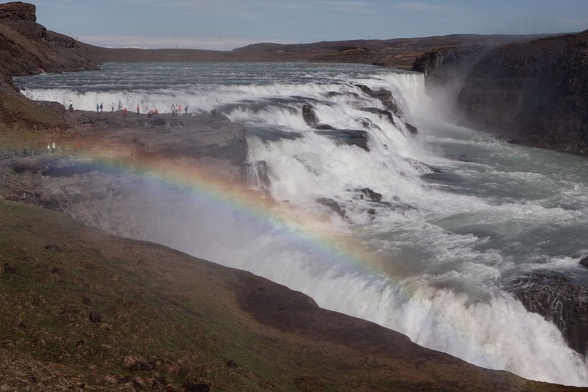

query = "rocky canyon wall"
[415,31,588,155]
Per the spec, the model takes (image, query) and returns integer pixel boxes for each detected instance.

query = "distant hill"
[0,0,551,133]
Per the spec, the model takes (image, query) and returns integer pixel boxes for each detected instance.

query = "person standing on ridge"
[136,104,140,115]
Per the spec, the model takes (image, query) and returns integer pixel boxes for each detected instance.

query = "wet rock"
[405,122,418,135]
[454,154,471,162]
[315,129,370,151]
[402,157,441,173]
[451,32,588,156]
[580,255,588,268]
[506,273,588,354]
[302,104,334,130]
[356,85,401,117]
[245,161,271,189]
[316,198,347,220]
[359,107,395,126]
[314,124,335,130]
[355,187,382,202]
[302,104,319,127]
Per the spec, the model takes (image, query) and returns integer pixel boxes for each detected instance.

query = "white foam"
[15,62,588,386]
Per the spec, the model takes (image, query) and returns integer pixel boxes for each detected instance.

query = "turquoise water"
[14,62,588,385]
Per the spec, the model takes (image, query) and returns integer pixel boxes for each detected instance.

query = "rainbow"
[37,147,587,385]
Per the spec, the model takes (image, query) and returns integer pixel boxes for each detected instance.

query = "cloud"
[395,2,453,12]
[75,34,264,51]
[117,0,371,15]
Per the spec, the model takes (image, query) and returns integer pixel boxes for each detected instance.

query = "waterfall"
[14,62,588,386]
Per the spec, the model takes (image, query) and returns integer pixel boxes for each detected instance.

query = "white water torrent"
[14,62,588,386]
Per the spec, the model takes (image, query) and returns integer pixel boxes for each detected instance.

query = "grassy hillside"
[0,3,584,390]
[0,200,576,391]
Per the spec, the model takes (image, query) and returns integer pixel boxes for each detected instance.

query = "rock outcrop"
[506,273,588,354]
[0,2,97,130]
[450,31,588,155]
[0,107,249,239]
[413,30,588,354]
[411,44,493,105]
[0,2,95,76]
[65,110,247,163]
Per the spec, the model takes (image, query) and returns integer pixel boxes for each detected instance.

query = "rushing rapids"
[15,62,588,386]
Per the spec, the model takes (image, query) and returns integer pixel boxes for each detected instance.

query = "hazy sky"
[32,0,588,50]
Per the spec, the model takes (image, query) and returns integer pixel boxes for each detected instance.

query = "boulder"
[359,107,395,126]
[356,85,401,117]
[302,104,334,130]
[355,187,382,202]
[316,197,347,220]
[405,122,419,135]
[302,104,319,127]
[315,130,370,151]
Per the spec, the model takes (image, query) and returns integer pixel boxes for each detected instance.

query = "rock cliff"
[0,2,97,130]
[2,3,588,387]
[450,31,588,155]
[413,31,588,355]
[506,274,588,355]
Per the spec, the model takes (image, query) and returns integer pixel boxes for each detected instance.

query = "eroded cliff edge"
[414,30,588,156]
[413,31,588,355]
[1,2,587,388]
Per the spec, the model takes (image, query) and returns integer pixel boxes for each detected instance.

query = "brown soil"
[0,200,578,392]
[1,3,583,390]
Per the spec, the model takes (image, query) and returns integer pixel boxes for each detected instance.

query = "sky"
[32,0,588,51]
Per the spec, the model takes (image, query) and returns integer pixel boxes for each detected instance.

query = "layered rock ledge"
[414,31,588,156]
[0,108,248,238]
[506,274,588,355]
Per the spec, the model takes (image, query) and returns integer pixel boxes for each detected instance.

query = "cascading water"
[14,62,588,386]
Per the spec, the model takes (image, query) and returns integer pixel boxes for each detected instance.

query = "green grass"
[0,200,577,392]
